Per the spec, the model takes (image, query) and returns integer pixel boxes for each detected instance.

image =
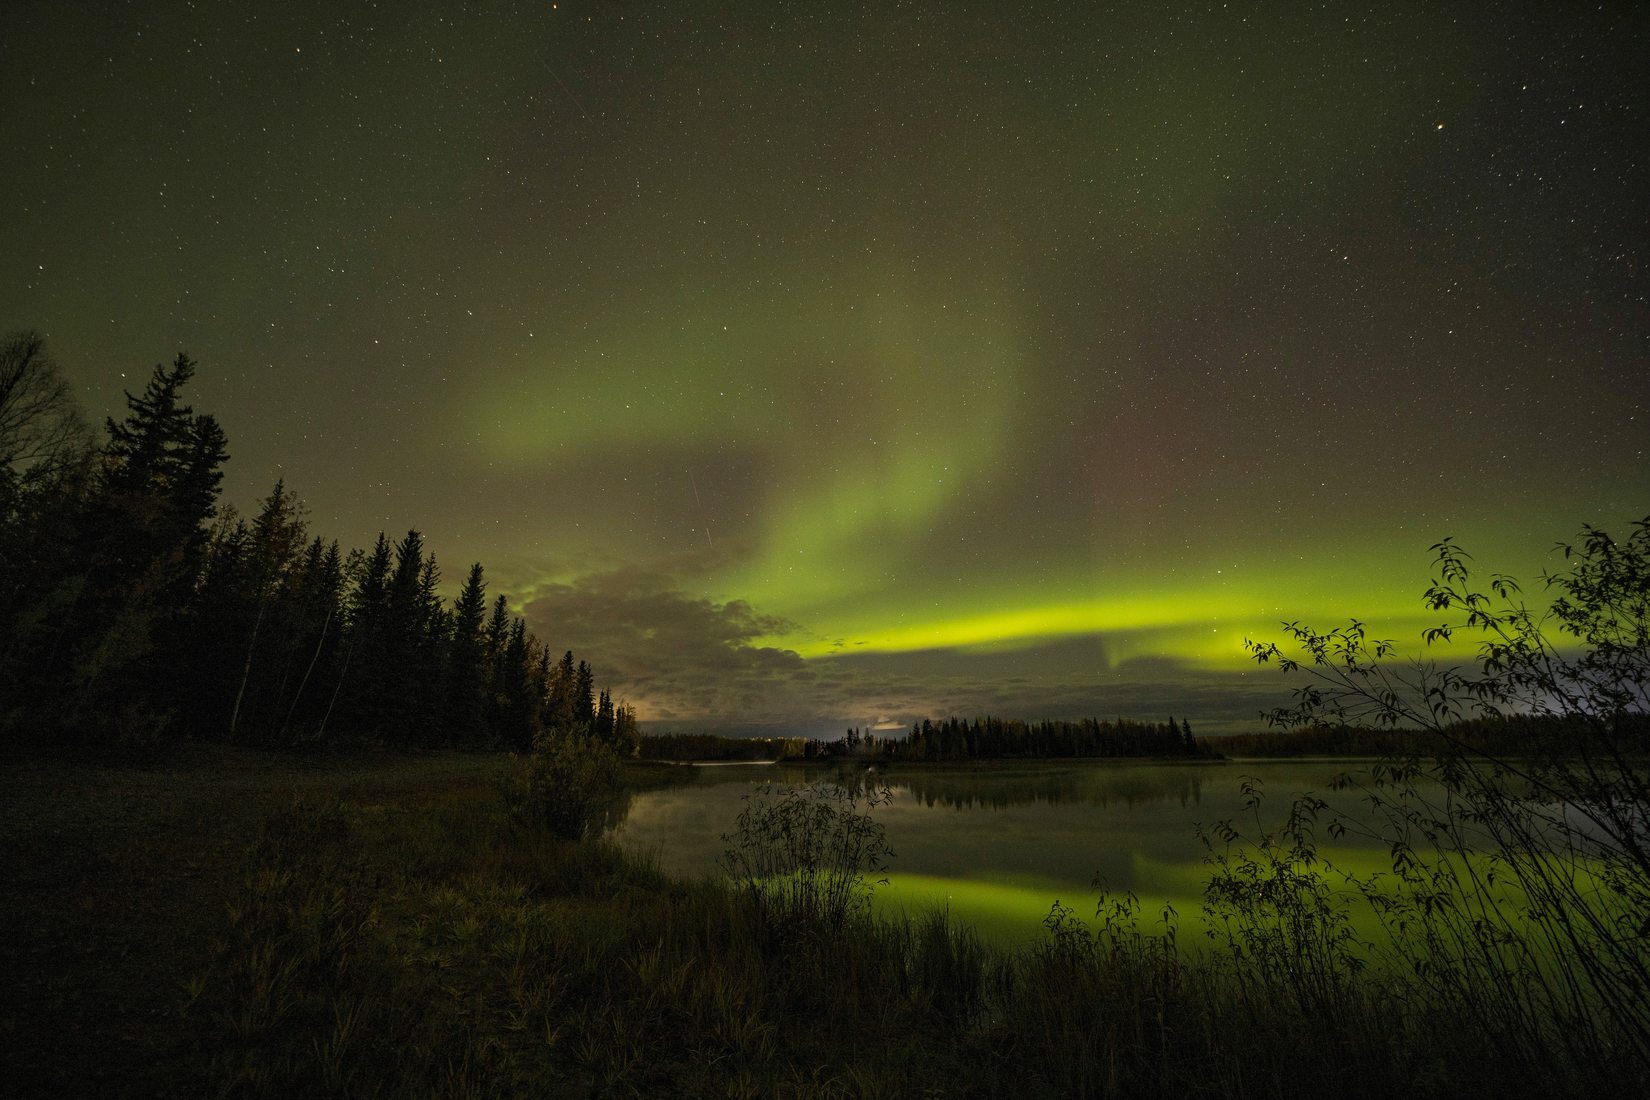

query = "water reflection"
[610,759,1422,943]
[893,763,1209,811]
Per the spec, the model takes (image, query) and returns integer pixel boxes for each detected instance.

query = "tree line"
[1212,713,1650,758]
[0,333,636,752]
[842,715,1211,760]
[636,732,817,762]
[638,716,1212,762]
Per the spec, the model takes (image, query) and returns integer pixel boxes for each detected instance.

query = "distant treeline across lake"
[638,712,1646,763]
[642,716,1208,762]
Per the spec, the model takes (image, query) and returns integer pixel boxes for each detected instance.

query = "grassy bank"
[3,749,1642,1097]
[0,747,511,1096]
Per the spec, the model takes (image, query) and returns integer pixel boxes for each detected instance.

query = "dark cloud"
[521,568,1294,738]
[520,567,808,722]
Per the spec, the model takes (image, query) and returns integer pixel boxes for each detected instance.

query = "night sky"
[3,1,1645,735]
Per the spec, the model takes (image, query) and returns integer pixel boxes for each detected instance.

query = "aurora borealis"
[3,1,1645,735]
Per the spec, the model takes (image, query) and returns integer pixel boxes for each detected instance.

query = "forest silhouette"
[1,333,637,754]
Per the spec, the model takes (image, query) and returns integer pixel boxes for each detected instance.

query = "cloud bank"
[520,567,1295,738]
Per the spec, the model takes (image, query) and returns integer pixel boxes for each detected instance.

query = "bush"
[1198,778,1368,1020]
[1246,517,1650,1085]
[719,780,893,932]
[506,723,623,840]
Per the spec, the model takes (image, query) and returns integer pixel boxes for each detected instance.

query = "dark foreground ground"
[1,747,513,1097]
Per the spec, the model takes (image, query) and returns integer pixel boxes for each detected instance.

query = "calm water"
[609,758,1422,944]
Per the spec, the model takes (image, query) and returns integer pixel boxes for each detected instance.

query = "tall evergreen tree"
[499,618,534,750]
[484,595,510,665]
[482,594,512,738]
[444,562,489,746]
[532,646,553,732]
[594,688,615,743]
[96,354,229,585]
[177,511,252,735]
[412,553,447,743]
[612,701,640,757]
[334,533,394,742]
[277,538,343,743]
[351,535,393,627]
[544,650,577,731]
[227,481,306,740]
[61,354,228,738]
[574,659,596,726]
[380,530,430,743]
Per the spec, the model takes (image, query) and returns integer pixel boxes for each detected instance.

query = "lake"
[609,757,1419,945]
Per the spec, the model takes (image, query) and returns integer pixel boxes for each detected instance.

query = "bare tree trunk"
[317,637,353,742]
[227,594,266,740]
[279,605,331,742]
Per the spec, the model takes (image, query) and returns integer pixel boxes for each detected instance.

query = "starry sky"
[3,1,1645,735]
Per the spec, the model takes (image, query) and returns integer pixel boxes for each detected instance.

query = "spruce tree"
[177,513,252,735]
[66,354,229,738]
[227,481,307,741]
[483,594,512,738]
[413,554,446,742]
[544,650,577,731]
[594,688,615,743]
[335,533,393,742]
[380,530,429,743]
[612,702,640,756]
[532,646,553,732]
[278,538,343,743]
[444,563,489,746]
[574,659,596,726]
[96,354,229,583]
[497,618,534,750]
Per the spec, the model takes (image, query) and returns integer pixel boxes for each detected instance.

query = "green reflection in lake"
[610,758,1418,945]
